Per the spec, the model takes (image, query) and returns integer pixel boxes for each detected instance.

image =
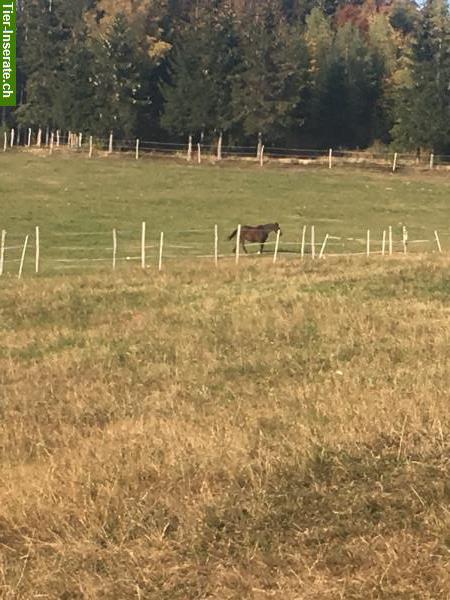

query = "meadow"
[1,153,450,598]
[1,151,450,274]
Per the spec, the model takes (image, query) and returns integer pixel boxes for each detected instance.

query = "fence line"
[0,223,447,278]
[4,128,450,170]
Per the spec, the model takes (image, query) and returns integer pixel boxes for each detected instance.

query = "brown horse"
[228,223,282,254]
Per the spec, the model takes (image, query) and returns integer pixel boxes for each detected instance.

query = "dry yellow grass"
[1,255,450,598]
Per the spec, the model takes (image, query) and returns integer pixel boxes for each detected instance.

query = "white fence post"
[78,133,82,148]
[112,228,117,270]
[217,132,222,161]
[328,148,333,169]
[56,129,60,147]
[311,225,315,259]
[10,128,15,147]
[260,145,265,167]
[0,230,5,275]
[273,229,281,264]
[214,224,219,267]
[108,132,113,154]
[300,225,307,258]
[141,221,146,269]
[256,133,262,159]
[197,143,201,164]
[136,139,140,160]
[49,132,54,155]
[235,224,241,265]
[35,226,40,274]
[429,153,434,170]
[402,226,408,254]
[434,230,442,253]
[187,135,192,162]
[18,235,29,279]
[3,131,6,152]
[392,152,398,173]
[319,234,329,259]
[27,128,32,147]
[158,232,164,272]
[37,128,42,148]
[89,136,93,158]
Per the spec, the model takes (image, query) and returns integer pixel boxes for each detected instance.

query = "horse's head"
[274,222,282,236]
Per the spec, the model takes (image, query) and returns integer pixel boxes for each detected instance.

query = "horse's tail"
[228,228,238,241]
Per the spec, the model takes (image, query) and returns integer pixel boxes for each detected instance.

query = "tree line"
[8,0,450,153]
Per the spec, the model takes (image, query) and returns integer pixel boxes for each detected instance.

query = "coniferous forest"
[9,0,450,152]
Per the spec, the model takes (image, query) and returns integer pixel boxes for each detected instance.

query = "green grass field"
[1,153,450,598]
[1,152,450,274]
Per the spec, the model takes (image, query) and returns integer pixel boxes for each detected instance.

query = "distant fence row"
[0,224,448,279]
[2,127,450,171]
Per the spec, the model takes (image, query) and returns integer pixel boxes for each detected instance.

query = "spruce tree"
[231,2,308,143]
[392,0,450,152]
[161,4,240,139]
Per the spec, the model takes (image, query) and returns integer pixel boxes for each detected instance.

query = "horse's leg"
[242,239,248,254]
[259,234,268,254]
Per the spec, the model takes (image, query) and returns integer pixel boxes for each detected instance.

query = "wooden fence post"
[388,226,393,255]
[429,153,434,170]
[27,128,32,147]
[328,148,333,169]
[402,226,408,254]
[49,132,54,155]
[108,132,113,154]
[112,228,117,270]
[141,221,146,269]
[256,132,262,159]
[235,224,241,265]
[214,224,219,267]
[197,143,201,164]
[89,136,93,158]
[37,128,42,148]
[300,225,307,258]
[217,132,223,161]
[3,131,7,152]
[35,226,40,274]
[10,128,14,147]
[319,234,329,259]
[0,230,5,275]
[136,139,140,160]
[273,229,281,264]
[260,145,265,167]
[434,230,442,253]
[18,235,29,280]
[187,135,192,162]
[158,232,164,272]
[392,152,398,173]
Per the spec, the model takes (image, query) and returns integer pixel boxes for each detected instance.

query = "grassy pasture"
[1,154,450,597]
[1,152,450,274]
